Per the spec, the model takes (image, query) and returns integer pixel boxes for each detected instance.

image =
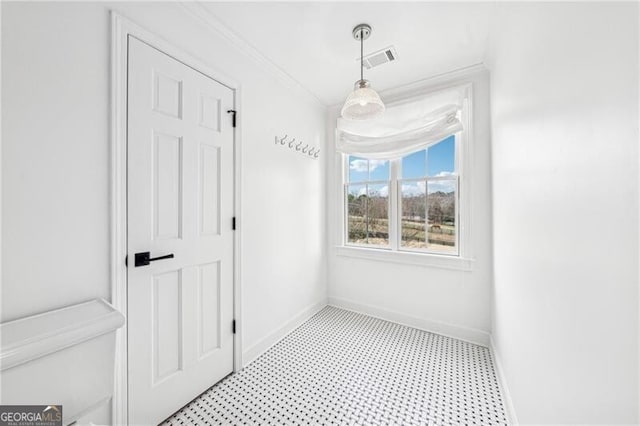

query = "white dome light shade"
[341,80,385,121]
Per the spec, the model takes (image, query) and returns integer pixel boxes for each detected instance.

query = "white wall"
[487,3,639,423]
[327,69,493,345]
[2,0,326,366]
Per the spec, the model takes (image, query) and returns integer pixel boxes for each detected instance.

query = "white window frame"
[342,143,460,255]
[335,83,473,271]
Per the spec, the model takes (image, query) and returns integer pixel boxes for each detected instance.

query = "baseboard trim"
[242,299,328,366]
[328,296,490,347]
[490,336,519,425]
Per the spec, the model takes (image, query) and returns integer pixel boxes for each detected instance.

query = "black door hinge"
[125,255,128,267]
[227,109,237,128]
[232,320,236,334]
[232,217,236,230]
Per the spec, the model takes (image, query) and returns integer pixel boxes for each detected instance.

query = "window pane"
[348,156,389,182]
[348,156,369,183]
[401,150,427,179]
[368,160,389,181]
[427,179,457,254]
[346,183,389,246]
[427,135,455,177]
[346,184,367,244]
[400,181,427,249]
[366,184,389,246]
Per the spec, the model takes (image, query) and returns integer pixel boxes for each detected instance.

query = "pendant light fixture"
[341,23,385,120]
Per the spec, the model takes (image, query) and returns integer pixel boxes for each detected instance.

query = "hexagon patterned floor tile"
[163,306,507,425]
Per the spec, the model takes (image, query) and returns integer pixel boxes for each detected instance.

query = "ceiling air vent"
[359,46,398,70]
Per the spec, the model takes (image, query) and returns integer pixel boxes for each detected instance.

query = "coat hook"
[276,134,318,159]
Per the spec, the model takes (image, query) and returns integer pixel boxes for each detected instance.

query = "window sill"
[334,245,474,271]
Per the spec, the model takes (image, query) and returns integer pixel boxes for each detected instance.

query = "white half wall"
[1,0,326,364]
[327,69,493,345]
[487,3,639,423]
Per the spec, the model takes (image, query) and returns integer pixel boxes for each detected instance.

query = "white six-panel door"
[127,36,234,425]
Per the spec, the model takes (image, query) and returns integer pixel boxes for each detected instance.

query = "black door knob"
[134,252,174,267]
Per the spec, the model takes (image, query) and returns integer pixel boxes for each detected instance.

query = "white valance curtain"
[336,87,465,160]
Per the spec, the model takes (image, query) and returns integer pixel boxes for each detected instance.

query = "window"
[343,135,460,256]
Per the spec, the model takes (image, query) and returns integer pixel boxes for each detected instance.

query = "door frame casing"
[111,12,243,425]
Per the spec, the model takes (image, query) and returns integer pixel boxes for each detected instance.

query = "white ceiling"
[201,2,495,106]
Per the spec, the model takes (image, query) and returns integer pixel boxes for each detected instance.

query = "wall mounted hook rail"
[275,134,320,160]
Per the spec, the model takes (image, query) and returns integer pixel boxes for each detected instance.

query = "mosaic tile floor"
[163,306,507,425]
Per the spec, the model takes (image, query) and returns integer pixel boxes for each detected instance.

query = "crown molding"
[179,2,326,108]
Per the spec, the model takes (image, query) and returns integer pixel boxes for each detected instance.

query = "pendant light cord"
[360,28,364,82]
